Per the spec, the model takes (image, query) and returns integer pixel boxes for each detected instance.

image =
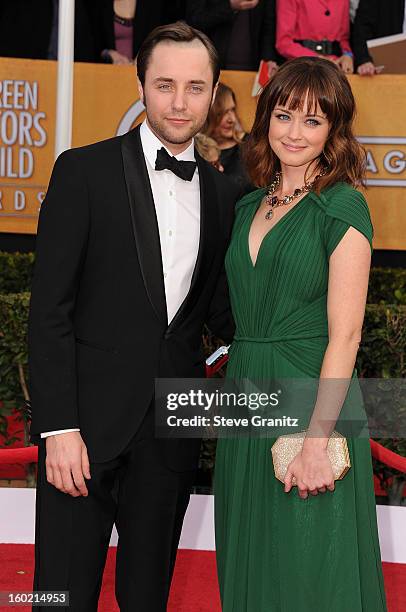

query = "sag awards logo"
[0,89,144,218]
[0,79,48,214]
[359,137,406,187]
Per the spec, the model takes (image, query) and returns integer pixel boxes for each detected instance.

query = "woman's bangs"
[276,76,334,120]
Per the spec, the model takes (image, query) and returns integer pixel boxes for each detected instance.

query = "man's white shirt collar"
[140,120,196,170]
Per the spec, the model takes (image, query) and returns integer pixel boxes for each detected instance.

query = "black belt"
[294,39,342,56]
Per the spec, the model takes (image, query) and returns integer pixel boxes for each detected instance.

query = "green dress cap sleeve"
[320,183,373,258]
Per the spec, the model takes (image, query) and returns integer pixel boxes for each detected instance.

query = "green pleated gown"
[214,182,388,611]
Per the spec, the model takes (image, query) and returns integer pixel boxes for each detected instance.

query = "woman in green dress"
[214,56,387,611]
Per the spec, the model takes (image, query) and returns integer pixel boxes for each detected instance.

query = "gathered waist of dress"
[233,333,328,344]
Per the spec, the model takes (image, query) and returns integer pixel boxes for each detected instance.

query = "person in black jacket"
[0,0,97,62]
[185,0,279,73]
[352,0,406,75]
[28,22,239,611]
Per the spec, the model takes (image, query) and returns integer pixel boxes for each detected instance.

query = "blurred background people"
[0,0,186,65]
[276,0,354,74]
[195,133,224,172]
[90,0,181,64]
[351,0,406,75]
[204,83,252,193]
[0,0,97,61]
[185,0,279,76]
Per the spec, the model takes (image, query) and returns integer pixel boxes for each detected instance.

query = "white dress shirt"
[41,120,201,438]
[140,120,201,323]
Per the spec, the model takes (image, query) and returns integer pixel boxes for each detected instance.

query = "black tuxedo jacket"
[28,126,239,470]
[352,0,406,66]
[185,0,278,67]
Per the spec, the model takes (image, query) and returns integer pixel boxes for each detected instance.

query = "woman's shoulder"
[323,181,367,203]
[310,181,373,250]
[235,186,267,212]
[310,181,370,223]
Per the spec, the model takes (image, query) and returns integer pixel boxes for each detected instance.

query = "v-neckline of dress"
[247,191,311,268]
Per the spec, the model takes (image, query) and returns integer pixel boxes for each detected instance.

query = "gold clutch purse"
[271,430,351,486]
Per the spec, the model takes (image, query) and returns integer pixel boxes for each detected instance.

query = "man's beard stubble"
[143,94,209,146]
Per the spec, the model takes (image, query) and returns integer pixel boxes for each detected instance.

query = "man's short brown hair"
[137,21,220,87]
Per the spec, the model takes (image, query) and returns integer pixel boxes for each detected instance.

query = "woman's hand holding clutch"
[284,441,335,500]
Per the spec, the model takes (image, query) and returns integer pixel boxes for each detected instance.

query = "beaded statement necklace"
[264,168,327,220]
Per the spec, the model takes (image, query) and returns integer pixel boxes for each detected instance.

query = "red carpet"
[0,545,404,611]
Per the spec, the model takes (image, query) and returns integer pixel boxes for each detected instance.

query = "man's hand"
[357,61,376,76]
[335,54,354,74]
[230,0,259,10]
[45,432,91,497]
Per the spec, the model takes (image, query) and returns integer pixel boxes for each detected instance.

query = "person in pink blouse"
[276,0,354,74]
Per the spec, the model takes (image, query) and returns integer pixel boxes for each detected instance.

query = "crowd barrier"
[1,432,405,473]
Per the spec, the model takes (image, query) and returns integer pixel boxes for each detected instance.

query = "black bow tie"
[155,147,197,181]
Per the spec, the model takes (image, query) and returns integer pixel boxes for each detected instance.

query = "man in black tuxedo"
[352,0,406,74]
[28,21,239,611]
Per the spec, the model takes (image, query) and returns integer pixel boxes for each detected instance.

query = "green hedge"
[0,252,35,294]
[366,267,406,306]
[0,293,30,444]
[358,305,406,378]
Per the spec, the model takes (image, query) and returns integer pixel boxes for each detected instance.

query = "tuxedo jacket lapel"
[121,126,168,326]
[167,151,219,332]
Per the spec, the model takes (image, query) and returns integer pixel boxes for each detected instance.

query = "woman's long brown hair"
[204,82,245,143]
[243,57,366,192]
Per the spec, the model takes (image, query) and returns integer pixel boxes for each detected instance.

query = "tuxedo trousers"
[33,407,196,611]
